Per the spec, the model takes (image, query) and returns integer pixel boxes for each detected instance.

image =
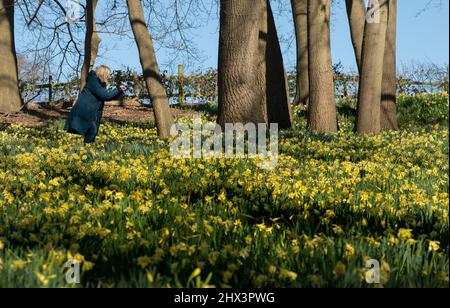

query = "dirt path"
[0,100,202,128]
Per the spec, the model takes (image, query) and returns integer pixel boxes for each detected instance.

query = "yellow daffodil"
[398,229,413,240]
[429,241,440,252]
[137,256,151,269]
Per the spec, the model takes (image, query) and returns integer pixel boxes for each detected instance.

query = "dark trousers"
[84,111,103,143]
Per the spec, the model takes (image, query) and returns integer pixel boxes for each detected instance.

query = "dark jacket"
[64,71,123,136]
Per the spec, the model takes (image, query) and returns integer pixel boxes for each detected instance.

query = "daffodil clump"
[397,91,449,126]
[0,93,448,288]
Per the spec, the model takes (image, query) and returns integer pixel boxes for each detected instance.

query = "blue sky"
[104,0,449,75]
[17,0,450,76]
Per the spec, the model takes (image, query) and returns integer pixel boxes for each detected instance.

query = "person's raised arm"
[89,81,125,101]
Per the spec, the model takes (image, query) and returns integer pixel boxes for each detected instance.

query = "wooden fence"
[19,65,449,105]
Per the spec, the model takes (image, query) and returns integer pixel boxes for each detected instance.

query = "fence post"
[48,75,53,105]
[133,71,139,98]
[178,64,185,106]
[343,77,348,98]
[398,78,404,94]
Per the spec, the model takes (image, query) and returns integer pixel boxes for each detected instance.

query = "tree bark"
[0,0,22,114]
[265,0,293,128]
[218,0,292,129]
[126,0,174,139]
[345,0,366,74]
[291,0,309,106]
[80,0,101,90]
[380,0,399,131]
[307,0,338,133]
[356,0,389,135]
[218,0,267,126]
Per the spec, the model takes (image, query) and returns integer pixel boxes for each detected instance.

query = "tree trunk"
[356,0,389,135]
[380,0,398,131]
[291,0,309,106]
[218,0,267,126]
[80,0,101,90]
[0,0,22,114]
[345,0,366,74]
[307,0,338,133]
[126,0,174,139]
[265,0,293,128]
[218,0,292,129]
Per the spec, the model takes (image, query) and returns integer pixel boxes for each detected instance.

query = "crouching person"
[64,65,125,144]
